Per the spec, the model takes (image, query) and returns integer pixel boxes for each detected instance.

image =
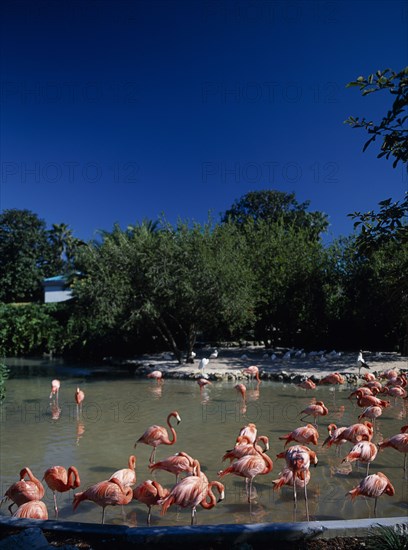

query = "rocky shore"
[105,347,407,383]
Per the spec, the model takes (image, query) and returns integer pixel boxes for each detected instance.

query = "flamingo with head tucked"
[135,411,181,464]
[3,467,45,514]
[279,424,319,447]
[43,465,81,517]
[133,480,169,525]
[12,500,48,519]
[347,472,394,515]
[73,477,133,524]
[342,441,378,476]
[300,401,328,425]
[378,425,408,476]
[149,451,195,483]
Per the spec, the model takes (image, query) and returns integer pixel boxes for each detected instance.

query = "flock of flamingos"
[1,359,408,526]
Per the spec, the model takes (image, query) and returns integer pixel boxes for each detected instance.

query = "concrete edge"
[0,516,407,546]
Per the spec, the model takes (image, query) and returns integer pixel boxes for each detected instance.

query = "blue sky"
[1,0,407,243]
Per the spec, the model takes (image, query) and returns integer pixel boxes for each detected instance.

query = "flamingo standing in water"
[133,480,169,525]
[43,465,81,517]
[358,406,383,424]
[342,441,378,476]
[279,424,319,447]
[218,442,273,503]
[147,371,163,384]
[347,472,395,515]
[134,411,181,464]
[108,455,136,488]
[332,422,373,445]
[160,459,224,525]
[222,436,269,463]
[50,379,60,402]
[3,467,45,514]
[298,379,316,390]
[73,477,133,524]
[197,378,212,392]
[300,401,328,425]
[318,373,345,386]
[75,387,85,418]
[12,500,48,519]
[242,366,261,384]
[322,423,348,452]
[149,451,195,483]
[378,425,408,476]
[276,445,317,521]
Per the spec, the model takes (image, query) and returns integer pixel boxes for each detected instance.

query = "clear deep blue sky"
[1,0,407,242]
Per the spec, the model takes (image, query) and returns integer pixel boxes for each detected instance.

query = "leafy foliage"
[367,523,408,550]
[0,362,9,402]
[345,67,408,167]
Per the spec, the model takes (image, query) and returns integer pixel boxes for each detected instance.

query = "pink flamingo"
[12,500,48,519]
[134,411,181,464]
[272,467,311,492]
[197,378,212,391]
[347,472,395,515]
[147,371,163,384]
[75,387,85,417]
[322,423,348,454]
[133,480,169,525]
[276,445,317,521]
[319,373,345,385]
[236,423,257,444]
[149,451,195,483]
[73,477,133,524]
[3,467,45,514]
[234,383,247,402]
[160,460,224,524]
[242,366,261,383]
[218,442,273,503]
[43,465,81,517]
[222,436,269,463]
[108,455,136,488]
[49,379,60,401]
[378,425,408,476]
[355,391,390,409]
[332,422,373,445]
[279,424,319,447]
[358,406,383,424]
[298,379,316,390]
[300,401,328,425]
[342,441,378,476]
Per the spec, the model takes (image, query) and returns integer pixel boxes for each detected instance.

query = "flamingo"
[73,477,133,524]
[322,423,348,449]
[234,383,247,402]
[242,366,261,383]
[149,451,195,483]
[347,472,395,515]
[197,378,212,391]
[3,467,45,514]
[147,371,163,384]
[218,442,273,503]
[160,459,224,525]
[355,391,390,409]
[342,441,378,476]
[134,411,181,464]
[279,424,319,447]
[332,422,373,445]
[75,387,85,417]
[222,436,269,463]
[319,373,345,385]
[133,480,169,525]
[300,401,328,425]
[298,379,316,390]
[363,372,376,382]
[12,500,48,519]
[108,455,136,488]
[272,467,311,493]
[43,465,81,517]
[358,406,383,424]
[236,423,257,444]
[378,425,408,476]
[276,445,317,521]
[49,379,60,401]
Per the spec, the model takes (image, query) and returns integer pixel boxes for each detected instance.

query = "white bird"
[198,358,210,379]
[357,351,370,376]
[209,349,218,360]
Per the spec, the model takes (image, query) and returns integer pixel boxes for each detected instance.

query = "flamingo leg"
[147,505,152,525]
[101,506,106,524]
[373,497,378,517]
[149,447,157,464]
[191,506,197,525]
[53,492,59,518]
[366,462,370,477]
[293,478,297,508]
[304,482,309,522]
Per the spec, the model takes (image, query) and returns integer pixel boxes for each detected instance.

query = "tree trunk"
[185,325,197,363]
[156,318,183,363]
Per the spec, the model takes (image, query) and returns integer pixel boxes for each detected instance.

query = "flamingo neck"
[167,414,177,444]
[68,467,80,488]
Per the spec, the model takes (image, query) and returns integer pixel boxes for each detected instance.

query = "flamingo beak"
[218,490,225,502]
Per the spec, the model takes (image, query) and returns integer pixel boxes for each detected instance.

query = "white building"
[43,275,73,303]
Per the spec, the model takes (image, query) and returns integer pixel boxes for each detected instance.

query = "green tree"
[72,219,255,362]
[221,190,329,239]
[48,223,84,273]
[0,209,49,302]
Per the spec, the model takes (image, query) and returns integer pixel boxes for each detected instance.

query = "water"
[0,358,407,526]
